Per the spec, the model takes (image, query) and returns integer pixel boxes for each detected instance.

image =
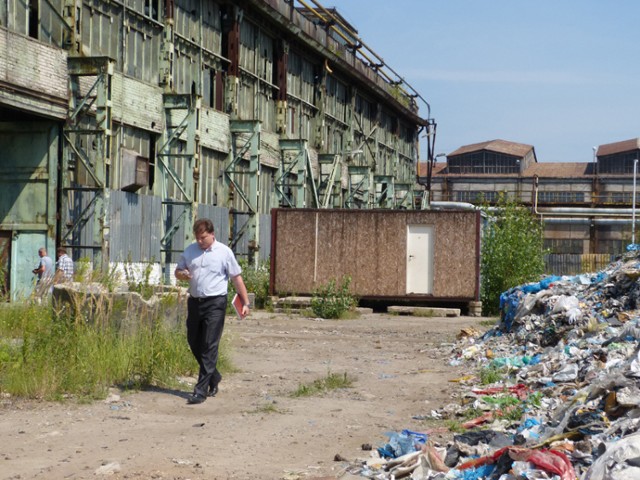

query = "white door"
[406,224,434,294]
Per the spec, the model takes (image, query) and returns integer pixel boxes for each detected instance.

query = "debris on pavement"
[341,248,640,479]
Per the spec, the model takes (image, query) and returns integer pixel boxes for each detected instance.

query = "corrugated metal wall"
[74,190,256,264]
[229,212,271,264]
[259,213,271,264]
[198,203,231,246]
[110,191,163,262]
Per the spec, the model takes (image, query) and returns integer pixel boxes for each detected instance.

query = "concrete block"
[467,301,483,317]
[355,307,374,314]
[273,296,312,308]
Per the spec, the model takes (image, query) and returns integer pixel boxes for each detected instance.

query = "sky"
[327,1,640,163]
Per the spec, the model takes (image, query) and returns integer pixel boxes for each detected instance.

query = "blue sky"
[328,1,640,163]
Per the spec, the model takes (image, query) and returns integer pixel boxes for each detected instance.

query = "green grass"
[527,391,543,409]
[291,371,354,397]
[0,303,230,401]
[496,405,524,422]
[301,307,360,320]
[444,419,466,433]
[338,310,360,320]
[249,401,289,415]
[479,318,499,327]
[481,395,520,409]
[461,406,485,420]
[479,365,505,385]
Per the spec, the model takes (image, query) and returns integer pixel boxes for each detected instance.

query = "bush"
[481,195,546,316]
[239,259,270,308]
[310,276,356,319]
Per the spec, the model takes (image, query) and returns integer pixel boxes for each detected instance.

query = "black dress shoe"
[208,384,218,397]
[187,393,206,404]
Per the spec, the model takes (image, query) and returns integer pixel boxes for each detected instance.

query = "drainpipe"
[416,121,438,209]
[543,218,636,225]
[633,158,638,244]
[537,207,639,217]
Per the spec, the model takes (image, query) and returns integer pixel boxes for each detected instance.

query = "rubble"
[51,282,187,331]
[343,248,640,479]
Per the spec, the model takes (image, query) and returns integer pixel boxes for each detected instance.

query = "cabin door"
[406,224,434,294]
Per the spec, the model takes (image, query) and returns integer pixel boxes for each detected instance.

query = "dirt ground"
[0,309,488,480]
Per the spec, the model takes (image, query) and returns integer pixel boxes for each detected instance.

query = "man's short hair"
[56,247,67,256]
[193,218,214,235]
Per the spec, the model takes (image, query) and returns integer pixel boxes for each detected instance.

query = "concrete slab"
[387,306,461,317]
[355,307,374,314]
[272,296,312,307]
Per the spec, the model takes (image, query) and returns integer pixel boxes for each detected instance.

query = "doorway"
[406,224,434,294]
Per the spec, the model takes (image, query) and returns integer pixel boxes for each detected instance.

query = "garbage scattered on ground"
[340,249,640,479]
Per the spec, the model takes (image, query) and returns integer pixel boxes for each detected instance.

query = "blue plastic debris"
[377,429,428,458]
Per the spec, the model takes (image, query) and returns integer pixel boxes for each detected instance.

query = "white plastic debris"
[584,432,640,480]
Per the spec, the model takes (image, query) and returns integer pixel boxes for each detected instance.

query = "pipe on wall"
[543,217,636,225]
[533,174,636,217]
[430,201,478,211]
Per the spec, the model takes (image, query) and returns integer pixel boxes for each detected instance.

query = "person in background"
[32,247,54,298]
[175,218,250,405]
[55,247,74,282]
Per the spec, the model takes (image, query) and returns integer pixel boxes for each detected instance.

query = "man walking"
[175,218,250,405]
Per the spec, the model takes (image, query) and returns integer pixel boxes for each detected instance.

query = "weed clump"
[310,276,357,319]
[292,371,354,397]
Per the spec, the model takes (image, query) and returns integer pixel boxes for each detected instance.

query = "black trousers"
[187,295,227,396]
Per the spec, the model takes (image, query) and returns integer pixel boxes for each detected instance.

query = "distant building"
[420,138,640,273]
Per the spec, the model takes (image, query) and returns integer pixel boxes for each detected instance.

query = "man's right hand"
[175,269,192,280]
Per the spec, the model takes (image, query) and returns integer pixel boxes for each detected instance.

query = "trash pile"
[342,249,640,479]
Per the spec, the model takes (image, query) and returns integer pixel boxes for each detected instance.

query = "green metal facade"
[0,0,428,300]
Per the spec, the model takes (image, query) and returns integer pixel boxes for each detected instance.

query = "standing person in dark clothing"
[175,218,250,405]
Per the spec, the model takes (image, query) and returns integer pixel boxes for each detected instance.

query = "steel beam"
[227,120,261,266]
[62,57,114,270]
[394,183,414,209]
[157,93,200,281]
[318,153,342,208]
[374,175,395,208]
[278,139,320,209]
[346,165,371,209]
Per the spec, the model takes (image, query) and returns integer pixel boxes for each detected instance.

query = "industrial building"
[0,0,434,300]
[424,137,640,274]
